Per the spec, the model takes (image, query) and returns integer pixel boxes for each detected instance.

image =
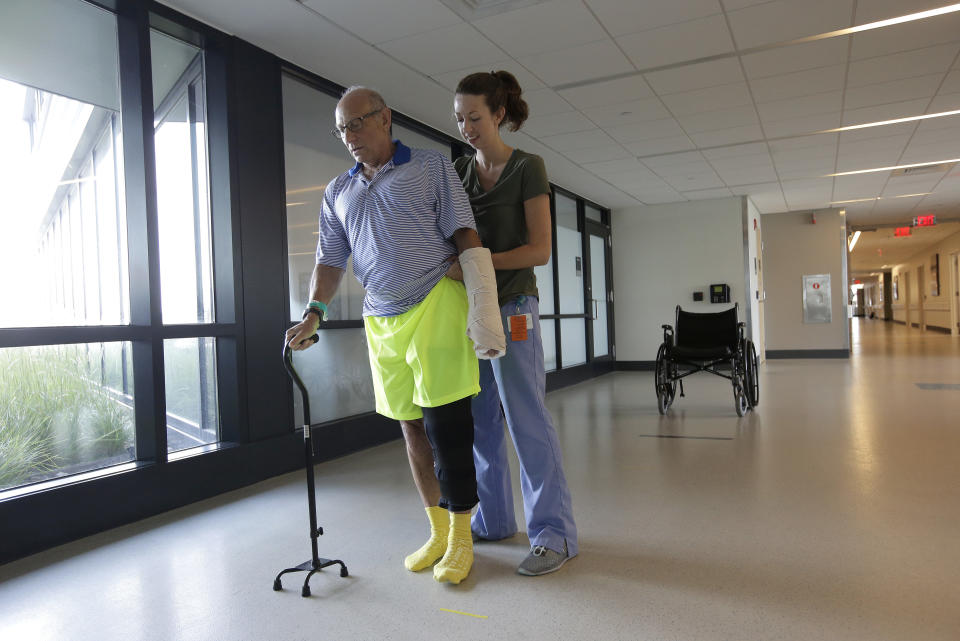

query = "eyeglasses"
[330,108,383,138]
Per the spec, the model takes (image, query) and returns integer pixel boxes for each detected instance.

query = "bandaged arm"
[458,246,506,359]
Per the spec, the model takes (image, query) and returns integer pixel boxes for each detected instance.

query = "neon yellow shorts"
[364,277,480,421]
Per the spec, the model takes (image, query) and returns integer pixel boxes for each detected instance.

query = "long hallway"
[1,320,958,641]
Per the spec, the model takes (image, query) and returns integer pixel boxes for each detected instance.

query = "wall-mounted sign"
[802,274,832,324]
[894,227,911,237]
[913,214,936,227]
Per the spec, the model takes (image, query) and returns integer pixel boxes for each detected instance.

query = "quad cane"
[273,335,348,597]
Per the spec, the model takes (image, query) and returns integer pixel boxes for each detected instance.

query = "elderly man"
[285,86,504,585]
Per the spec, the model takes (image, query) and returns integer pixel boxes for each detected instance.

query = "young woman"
[451,71,578,576]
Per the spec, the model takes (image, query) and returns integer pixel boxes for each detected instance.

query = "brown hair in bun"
[456,70,529,132]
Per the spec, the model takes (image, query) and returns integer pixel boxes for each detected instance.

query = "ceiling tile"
[472,0,607,58]
[715,164,780,186]
[581,157,659,179]
[617,14,734,69]
[727,0,855,50]
[640,150,708,168]
[749,64,846,103]
[832,174,890,200]
[939,70,960,95]
[850,12,960,61]
[882,174,945,196]
[562,145,632,164]
[581,97,671,127]
[843,74,943,110]
[521,40,634,86]
[304,0,462,44]
[522,111,596,137]
[702,142,770,159]
[644,58,744,95]
[431,62,546,91]
[605,118,686,143]
[781,177,834,209]
[739,183,788,213]
[690,124,765,147]
[676,105,758,133]
[660,83,753,117]
[586,0,722,37]
[757,91,843,124]
[521,88,575,117]
[682,187,735,200]
[662,172,726,191]
[624,135,697,156]
[763,112,842,138]
[708,153,775,172]
[558,76,654,110]
[768,133,839,153]
[926,92,960,114]
[632,190,686,204]
[839,122,919,142]
[741,37,849,79]
[538,128,617,151]
[846,43,960,88]
[842,99,932,126]
[378,23,505,75]
[899,141,960,164]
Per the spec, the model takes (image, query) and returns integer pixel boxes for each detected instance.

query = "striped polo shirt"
[315,140,476,317]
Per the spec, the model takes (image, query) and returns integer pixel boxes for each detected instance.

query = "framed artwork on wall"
[930,253,940,297]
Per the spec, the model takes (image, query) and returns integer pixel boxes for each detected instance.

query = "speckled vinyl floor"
[1,319,958,641]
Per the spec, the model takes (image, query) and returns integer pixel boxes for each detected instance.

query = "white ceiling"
[162,0,960,250]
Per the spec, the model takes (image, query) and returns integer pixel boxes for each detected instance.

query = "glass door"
[585,219,612,361]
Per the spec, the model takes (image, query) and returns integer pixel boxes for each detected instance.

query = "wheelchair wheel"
[654,344,675,414]
[745,340,759,408]
[734,388,748,417]
[732,353,748,417]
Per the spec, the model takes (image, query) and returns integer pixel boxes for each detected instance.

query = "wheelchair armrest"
[737,321,745,340]
[661,324,674,344]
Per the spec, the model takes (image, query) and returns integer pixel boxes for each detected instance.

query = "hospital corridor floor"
[1,319,957,641]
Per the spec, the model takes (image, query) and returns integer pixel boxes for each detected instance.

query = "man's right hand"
[285,315,320,351]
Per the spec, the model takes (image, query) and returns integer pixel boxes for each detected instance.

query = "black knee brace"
[422,397,478,512]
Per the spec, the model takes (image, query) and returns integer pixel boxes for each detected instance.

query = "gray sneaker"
[517,544,569,576]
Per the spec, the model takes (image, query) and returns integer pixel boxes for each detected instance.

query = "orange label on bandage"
[508,314,529,342]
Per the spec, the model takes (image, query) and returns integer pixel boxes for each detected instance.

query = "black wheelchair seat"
[668,344,733,360]
[654,304,759,416]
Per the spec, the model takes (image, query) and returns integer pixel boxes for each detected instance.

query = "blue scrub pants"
[471,295,578,557]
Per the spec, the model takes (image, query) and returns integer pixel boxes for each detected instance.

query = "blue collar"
[348,140,411,176]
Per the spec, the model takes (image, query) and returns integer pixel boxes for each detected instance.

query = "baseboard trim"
[766,349,849,359]
[615,361,655,371]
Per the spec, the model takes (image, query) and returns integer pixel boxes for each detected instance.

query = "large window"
[0,1,232,492]
[282,75,365,323]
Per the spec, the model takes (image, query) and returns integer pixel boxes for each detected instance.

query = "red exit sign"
[913,214,936,227]
[894,227,911,237]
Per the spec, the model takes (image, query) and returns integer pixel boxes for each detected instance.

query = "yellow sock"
[404,506,449,572]
[434,512,473,584]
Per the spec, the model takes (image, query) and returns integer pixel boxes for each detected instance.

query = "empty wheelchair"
[655,304,759,417]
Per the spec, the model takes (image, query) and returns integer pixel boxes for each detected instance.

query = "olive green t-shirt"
[454,150,550,306]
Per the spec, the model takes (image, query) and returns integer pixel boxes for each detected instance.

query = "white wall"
[891,228,960,332]
[761,209,850,353]
[612,196,749,362]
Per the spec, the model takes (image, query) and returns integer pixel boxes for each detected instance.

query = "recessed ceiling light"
[829,192,931,204]
[821,109,960,134]
[791,3,960,45]
[828,160,960,177]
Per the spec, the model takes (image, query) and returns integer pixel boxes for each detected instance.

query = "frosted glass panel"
[557,226,583,314]
[541,318,557,372]
[590,234,608,358]
[534,256,554,315]
[292,328,375,425]
[560,318,586,367]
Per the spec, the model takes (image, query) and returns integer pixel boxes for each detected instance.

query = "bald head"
[338,86,386,113]
[334,85,394,172]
